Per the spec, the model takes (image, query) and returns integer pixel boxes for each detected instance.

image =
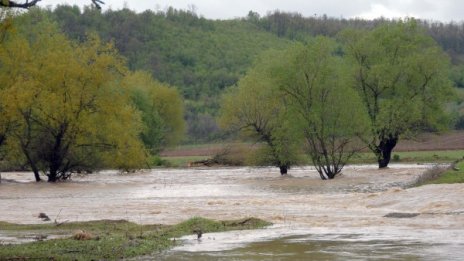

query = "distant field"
[394,131,464,151]
[161,132,464,167]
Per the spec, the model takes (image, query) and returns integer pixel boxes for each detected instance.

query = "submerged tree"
[0,19,146,182]
[340,20,454,168]
[219,50,300,175]
[275,37,369,179]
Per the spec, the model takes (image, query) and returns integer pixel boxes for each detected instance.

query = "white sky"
[38,0,464,22]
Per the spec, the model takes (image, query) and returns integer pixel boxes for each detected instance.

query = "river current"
[1,165,463,260]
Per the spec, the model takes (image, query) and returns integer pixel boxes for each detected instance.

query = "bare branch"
[0,0,105,9]
[91,0,104,9]
[0,0,41,9]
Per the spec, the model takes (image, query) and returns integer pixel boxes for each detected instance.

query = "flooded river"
[1,164,463,259]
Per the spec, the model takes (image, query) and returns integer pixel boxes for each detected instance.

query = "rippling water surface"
[1,164,463,259]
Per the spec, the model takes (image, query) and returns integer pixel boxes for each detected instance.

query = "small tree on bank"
[340,20,454,168]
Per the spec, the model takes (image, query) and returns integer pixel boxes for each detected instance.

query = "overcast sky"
[39,0,464,22]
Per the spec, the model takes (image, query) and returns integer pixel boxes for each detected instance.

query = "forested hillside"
[38,6,291,142]
[28,6,464,142]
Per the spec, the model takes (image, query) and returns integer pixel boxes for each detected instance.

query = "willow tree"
[219,50,300,175]
[0,20,146,182]
[340,20,454,168]
[123,71,186,154]
[275,37,369,179]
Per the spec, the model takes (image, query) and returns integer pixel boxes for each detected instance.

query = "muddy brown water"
[1,164,463,259]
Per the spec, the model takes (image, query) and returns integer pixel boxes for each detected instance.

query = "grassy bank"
[0,217,270,260]
[423,160,464,184]
[160,149,464,168]
[350,150,464,165]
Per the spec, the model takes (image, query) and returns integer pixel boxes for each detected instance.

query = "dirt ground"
[161,131,464,157]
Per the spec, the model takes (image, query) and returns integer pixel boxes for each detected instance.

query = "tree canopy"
[7,6,464,142]
[0,16,147,181]
[219,49,300,174]
[340,20,454,168]
[124,71,185,154]
[274,38,369,179]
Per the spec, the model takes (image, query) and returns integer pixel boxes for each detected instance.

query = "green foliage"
[340,20,455,167]
[0,15,146,181]
[219,49,300,174]
[450,64,464,88]
[39,6,292,142]
[426,160,464,184]
[275,37,369,179]
[123,71,185,154]
[12,6,464,143]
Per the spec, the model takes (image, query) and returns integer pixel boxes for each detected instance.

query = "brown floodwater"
[1,164,463,259]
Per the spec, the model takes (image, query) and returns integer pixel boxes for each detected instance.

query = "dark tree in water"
[340,20,454,168]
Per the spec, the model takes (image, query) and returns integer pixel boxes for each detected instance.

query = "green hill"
[20,6,464,142]
[41,6,291,141]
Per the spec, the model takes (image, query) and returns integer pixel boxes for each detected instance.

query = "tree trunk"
[33,169,41,182]
[279,165,288,175]
[377,135,398,168]
[47,167,59,182]
[26,153,41,182]
[48,173,57,182]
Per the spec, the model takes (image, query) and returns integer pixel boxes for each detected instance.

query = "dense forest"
[16,6,464,141]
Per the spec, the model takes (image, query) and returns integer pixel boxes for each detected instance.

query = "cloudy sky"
[39,0,464,22]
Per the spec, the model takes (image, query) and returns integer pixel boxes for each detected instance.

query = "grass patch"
[0,217,270,260]
[423,161,464,185]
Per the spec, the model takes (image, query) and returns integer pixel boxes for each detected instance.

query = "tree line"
[220,21,453,179]
[4,5,464,142]
[0,6,458,181]
[0,12,185,182]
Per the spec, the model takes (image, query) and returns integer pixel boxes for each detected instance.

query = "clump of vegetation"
[422,160,464,184]
[0,217,271,260]
[72,230,94,241]
[188,145,254,167]
[340,20,454,168]
[0,12,186,181]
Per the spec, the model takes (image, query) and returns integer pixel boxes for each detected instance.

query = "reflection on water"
[160,225,464,260]
[162,236,449,261]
